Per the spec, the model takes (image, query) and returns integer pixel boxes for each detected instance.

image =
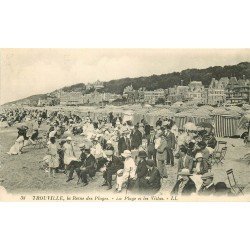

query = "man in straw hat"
[102,145,123,190]
[171,169,196,196]
[198,172,215,196]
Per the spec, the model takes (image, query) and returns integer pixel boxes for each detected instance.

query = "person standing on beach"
[63,137,76,173]
[47,137,59,178]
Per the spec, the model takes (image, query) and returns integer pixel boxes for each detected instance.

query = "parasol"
[184,122,197,131]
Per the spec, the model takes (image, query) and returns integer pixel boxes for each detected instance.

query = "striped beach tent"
[213,114,240,137]
[173,116,188,129]
[191,116,213,126]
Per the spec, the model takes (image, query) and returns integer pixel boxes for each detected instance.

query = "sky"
[1,48,250,105]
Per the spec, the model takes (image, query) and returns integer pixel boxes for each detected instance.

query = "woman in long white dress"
[47,137,59,178]
[116,150,137,192]
[7,135,24,155]
[63,136,76,172]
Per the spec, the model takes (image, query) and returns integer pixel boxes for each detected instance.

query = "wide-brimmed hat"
[178,169,192,176]
[146,159,155,167]
[195,152,203,159]
[66,136,72,141]
[201,172,214,180]
[138,150,147,158]
[121,150,132,158]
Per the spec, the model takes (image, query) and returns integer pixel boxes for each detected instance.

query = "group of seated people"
[44,135,161,195]
[7,125,40,155]
[4,107,234,196]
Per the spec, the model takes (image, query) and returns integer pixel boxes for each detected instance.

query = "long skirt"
[8,141,24,155]
[48,155,59,169]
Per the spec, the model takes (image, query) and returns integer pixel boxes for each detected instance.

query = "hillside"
[4,94,47,106]
[3,61,250,106]
[102,61,250,94]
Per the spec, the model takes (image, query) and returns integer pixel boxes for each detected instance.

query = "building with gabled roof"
[225,76,250,105]
[206,78,226,105]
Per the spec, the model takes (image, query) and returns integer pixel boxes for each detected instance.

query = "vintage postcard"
[0,48,250,202]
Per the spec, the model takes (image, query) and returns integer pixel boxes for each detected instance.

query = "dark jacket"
[198,183,216,196]
[131,129,142,149]
[156,137,167,161]
[206,136,217,149]
[118,137,131,155]
[79,151,87,163]
[165,131,176,149]
[134,159,149,192]
[83,154,96,177]
[171,178,196,196]
[146,134,156,153]
[156,119,162,127]
[144,124,151,136]
[147,167,161,191]
[104,155,124,172]
[99,138,107,149]
[136,159,148,179]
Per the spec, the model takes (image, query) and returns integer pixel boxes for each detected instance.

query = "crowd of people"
[1,107,234,196]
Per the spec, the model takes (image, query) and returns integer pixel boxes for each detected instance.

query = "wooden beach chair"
[226,169,244,195]
[208,141,228,166]
[216,141,227,151]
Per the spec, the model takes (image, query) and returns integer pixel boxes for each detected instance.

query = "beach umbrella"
[184,122,197,131]
[197,121,213,129]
